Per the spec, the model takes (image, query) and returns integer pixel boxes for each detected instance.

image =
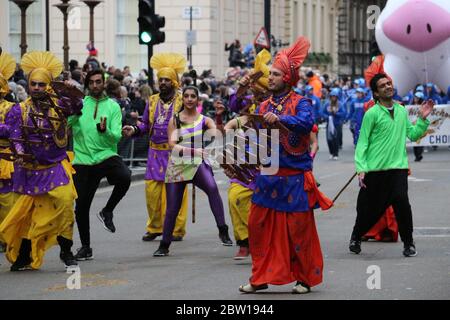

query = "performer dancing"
[239,37,332,294]
[123,53,188,243]
[349,73,433,257]
[153,86,233,257]
[0,51,80,271]
[223,49,272,260]
[0,51,19,253]
[69,69,131,261]
[358,99,398,243]
[359,59,399,243]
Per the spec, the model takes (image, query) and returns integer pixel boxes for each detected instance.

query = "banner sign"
[406,104,450,146]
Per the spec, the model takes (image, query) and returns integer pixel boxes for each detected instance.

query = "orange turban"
[272,37,310,86]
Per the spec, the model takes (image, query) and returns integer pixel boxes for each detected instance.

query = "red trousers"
[248,204,323,287]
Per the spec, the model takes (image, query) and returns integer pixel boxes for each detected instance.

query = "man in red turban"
[239,37,332,295]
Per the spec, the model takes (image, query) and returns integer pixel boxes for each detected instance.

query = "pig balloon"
[375,0,450,96]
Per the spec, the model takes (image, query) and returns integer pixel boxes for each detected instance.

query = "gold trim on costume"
[150,142,170,151]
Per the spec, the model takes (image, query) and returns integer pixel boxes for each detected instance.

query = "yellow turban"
[252,49,272,91]
[0,51,16,95]
[21,51,63,88]
[150,53,186,88]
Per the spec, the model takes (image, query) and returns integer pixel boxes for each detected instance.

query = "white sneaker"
[332,156,339,161]
[292,282,311,294]
[329,155,334,160]
[239,283,268,293]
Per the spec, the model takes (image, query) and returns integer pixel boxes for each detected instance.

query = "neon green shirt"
[68,95,123,165]
[355,102,429,174]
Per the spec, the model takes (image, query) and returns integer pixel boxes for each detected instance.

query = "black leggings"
[351,170,414,244]
[73,156,131,247]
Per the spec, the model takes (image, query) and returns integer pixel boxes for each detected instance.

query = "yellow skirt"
[0,192,19,240]
[0,158,77,269]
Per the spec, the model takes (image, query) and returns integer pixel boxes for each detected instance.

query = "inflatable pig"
[375,0,450,96]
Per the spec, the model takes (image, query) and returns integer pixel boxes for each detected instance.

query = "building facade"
[337,0,387,78]
[1,0,341,78]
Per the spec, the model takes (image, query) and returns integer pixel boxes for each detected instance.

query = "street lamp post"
[10,0,36,57]
[81,0,102,45]
[54,0,71,71]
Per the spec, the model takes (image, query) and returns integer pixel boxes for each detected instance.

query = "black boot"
[349,234,362,254]
[218,225,233,246]
[57,236,78,268]
[10,239,32,272]
[153,241,170,257]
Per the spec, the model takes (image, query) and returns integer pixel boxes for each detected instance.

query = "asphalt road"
[1,127,449,300]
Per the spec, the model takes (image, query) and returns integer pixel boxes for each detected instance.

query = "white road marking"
[317,172,343,180]
[408,176,432,182]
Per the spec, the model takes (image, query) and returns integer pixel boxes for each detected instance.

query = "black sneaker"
[218,225,233,246]
[153,247,169,257]
[75,246,94,261]
[97,209,116,233]
[403,243,417,257]
[153,245,169,257]
[60,251,78,268]
[142,232,162,242]
[10,256,32,272]
[349,239,362,254]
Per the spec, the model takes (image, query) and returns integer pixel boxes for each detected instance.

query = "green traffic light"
[140,31,152,44]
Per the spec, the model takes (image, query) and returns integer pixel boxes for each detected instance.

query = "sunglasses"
[30,81,47,88]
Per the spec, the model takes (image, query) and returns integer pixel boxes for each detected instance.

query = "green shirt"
[355,102,429,174]
[68,95,123,165]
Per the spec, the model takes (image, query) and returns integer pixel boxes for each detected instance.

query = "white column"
[105,1,115,68]
[0,0,10,50]
[306,0,312,43]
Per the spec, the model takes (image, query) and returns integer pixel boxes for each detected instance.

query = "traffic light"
[138,0,166,46]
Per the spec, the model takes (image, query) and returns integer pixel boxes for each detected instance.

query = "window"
[116,0,147,72]
[9,0,44,60]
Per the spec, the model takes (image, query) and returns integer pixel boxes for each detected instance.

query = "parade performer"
[69,69,131,261]
[239,37,332,294]
[223,49,272,260]
[228,49,272,115]
[122,53,188,243]
[152,86,233,257]
[358,98,398,243]
[0,51,80,271]
[349,73,433,257]
[0,51,19,253]
[360,59,399,243]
